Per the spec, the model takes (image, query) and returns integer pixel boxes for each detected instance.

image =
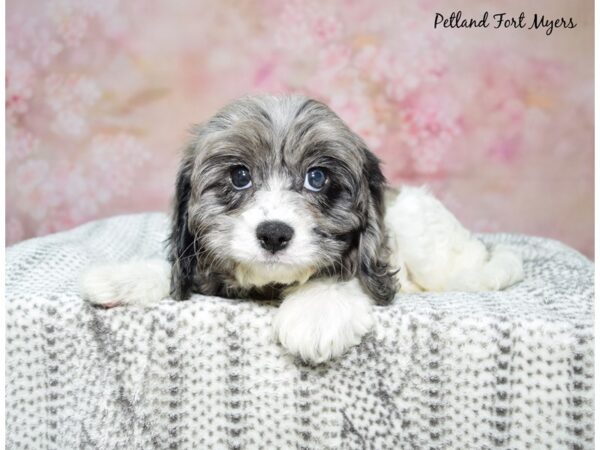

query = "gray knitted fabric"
[6,213,594,449]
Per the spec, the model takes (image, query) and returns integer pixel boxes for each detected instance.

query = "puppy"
[81,95,523,363]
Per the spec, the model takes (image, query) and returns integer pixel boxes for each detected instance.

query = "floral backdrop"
[6,0,594,258]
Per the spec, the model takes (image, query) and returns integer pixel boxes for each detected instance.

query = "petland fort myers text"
[434,11,577,35]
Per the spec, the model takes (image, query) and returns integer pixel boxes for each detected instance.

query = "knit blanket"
[6,213,594,449]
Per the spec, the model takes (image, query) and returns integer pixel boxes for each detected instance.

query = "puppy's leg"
[80,259,171,307]
[385,186,524,292]
[272,278,374,364]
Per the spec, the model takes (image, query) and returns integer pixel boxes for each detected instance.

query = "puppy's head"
[168,95,395,304]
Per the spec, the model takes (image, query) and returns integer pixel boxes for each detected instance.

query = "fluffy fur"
[81,94,524,364]
[80,259,171,307]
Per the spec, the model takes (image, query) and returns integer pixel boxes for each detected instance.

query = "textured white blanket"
[6,213,594,449]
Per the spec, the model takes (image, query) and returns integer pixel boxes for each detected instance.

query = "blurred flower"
[6,217,25,243]
[44,74,101,137]
[6,127,40,162]
[6,57,34,122]
[15,159,50,193]
[398,93,462,174]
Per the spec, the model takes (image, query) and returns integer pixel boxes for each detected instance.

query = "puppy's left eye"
[304,168,328,192]
[230,166,253,190]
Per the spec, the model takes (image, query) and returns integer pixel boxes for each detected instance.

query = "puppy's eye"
[304,168,328,192]
[230,166,252,190]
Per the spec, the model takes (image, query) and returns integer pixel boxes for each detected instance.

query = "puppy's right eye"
[230,166,252,190]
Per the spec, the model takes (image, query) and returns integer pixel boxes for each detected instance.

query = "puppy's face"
[169,96,395,304]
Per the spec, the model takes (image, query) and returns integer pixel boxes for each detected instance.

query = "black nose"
[256,221,294,253]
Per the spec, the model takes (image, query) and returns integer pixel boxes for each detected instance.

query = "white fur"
[385,186,524,292]
[272,278,374,364]
[80,259,171,307]
[234,262,314,288]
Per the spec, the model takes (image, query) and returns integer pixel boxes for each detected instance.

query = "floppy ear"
[357,149,397,305]
[167,141,198,300]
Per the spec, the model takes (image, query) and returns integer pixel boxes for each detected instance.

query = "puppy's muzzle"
[256,221,294,253]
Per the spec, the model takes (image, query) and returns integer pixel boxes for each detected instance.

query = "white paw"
[80,259,171,308]
[272,278,374,364]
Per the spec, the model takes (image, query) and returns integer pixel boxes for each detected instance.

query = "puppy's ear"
[357,149,397,305]
[168,141,198,300]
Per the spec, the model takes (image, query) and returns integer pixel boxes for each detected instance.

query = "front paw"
[79,259,171,307]
[272,279,374,364]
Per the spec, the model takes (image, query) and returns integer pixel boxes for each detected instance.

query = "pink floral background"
[6,0,594,258]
